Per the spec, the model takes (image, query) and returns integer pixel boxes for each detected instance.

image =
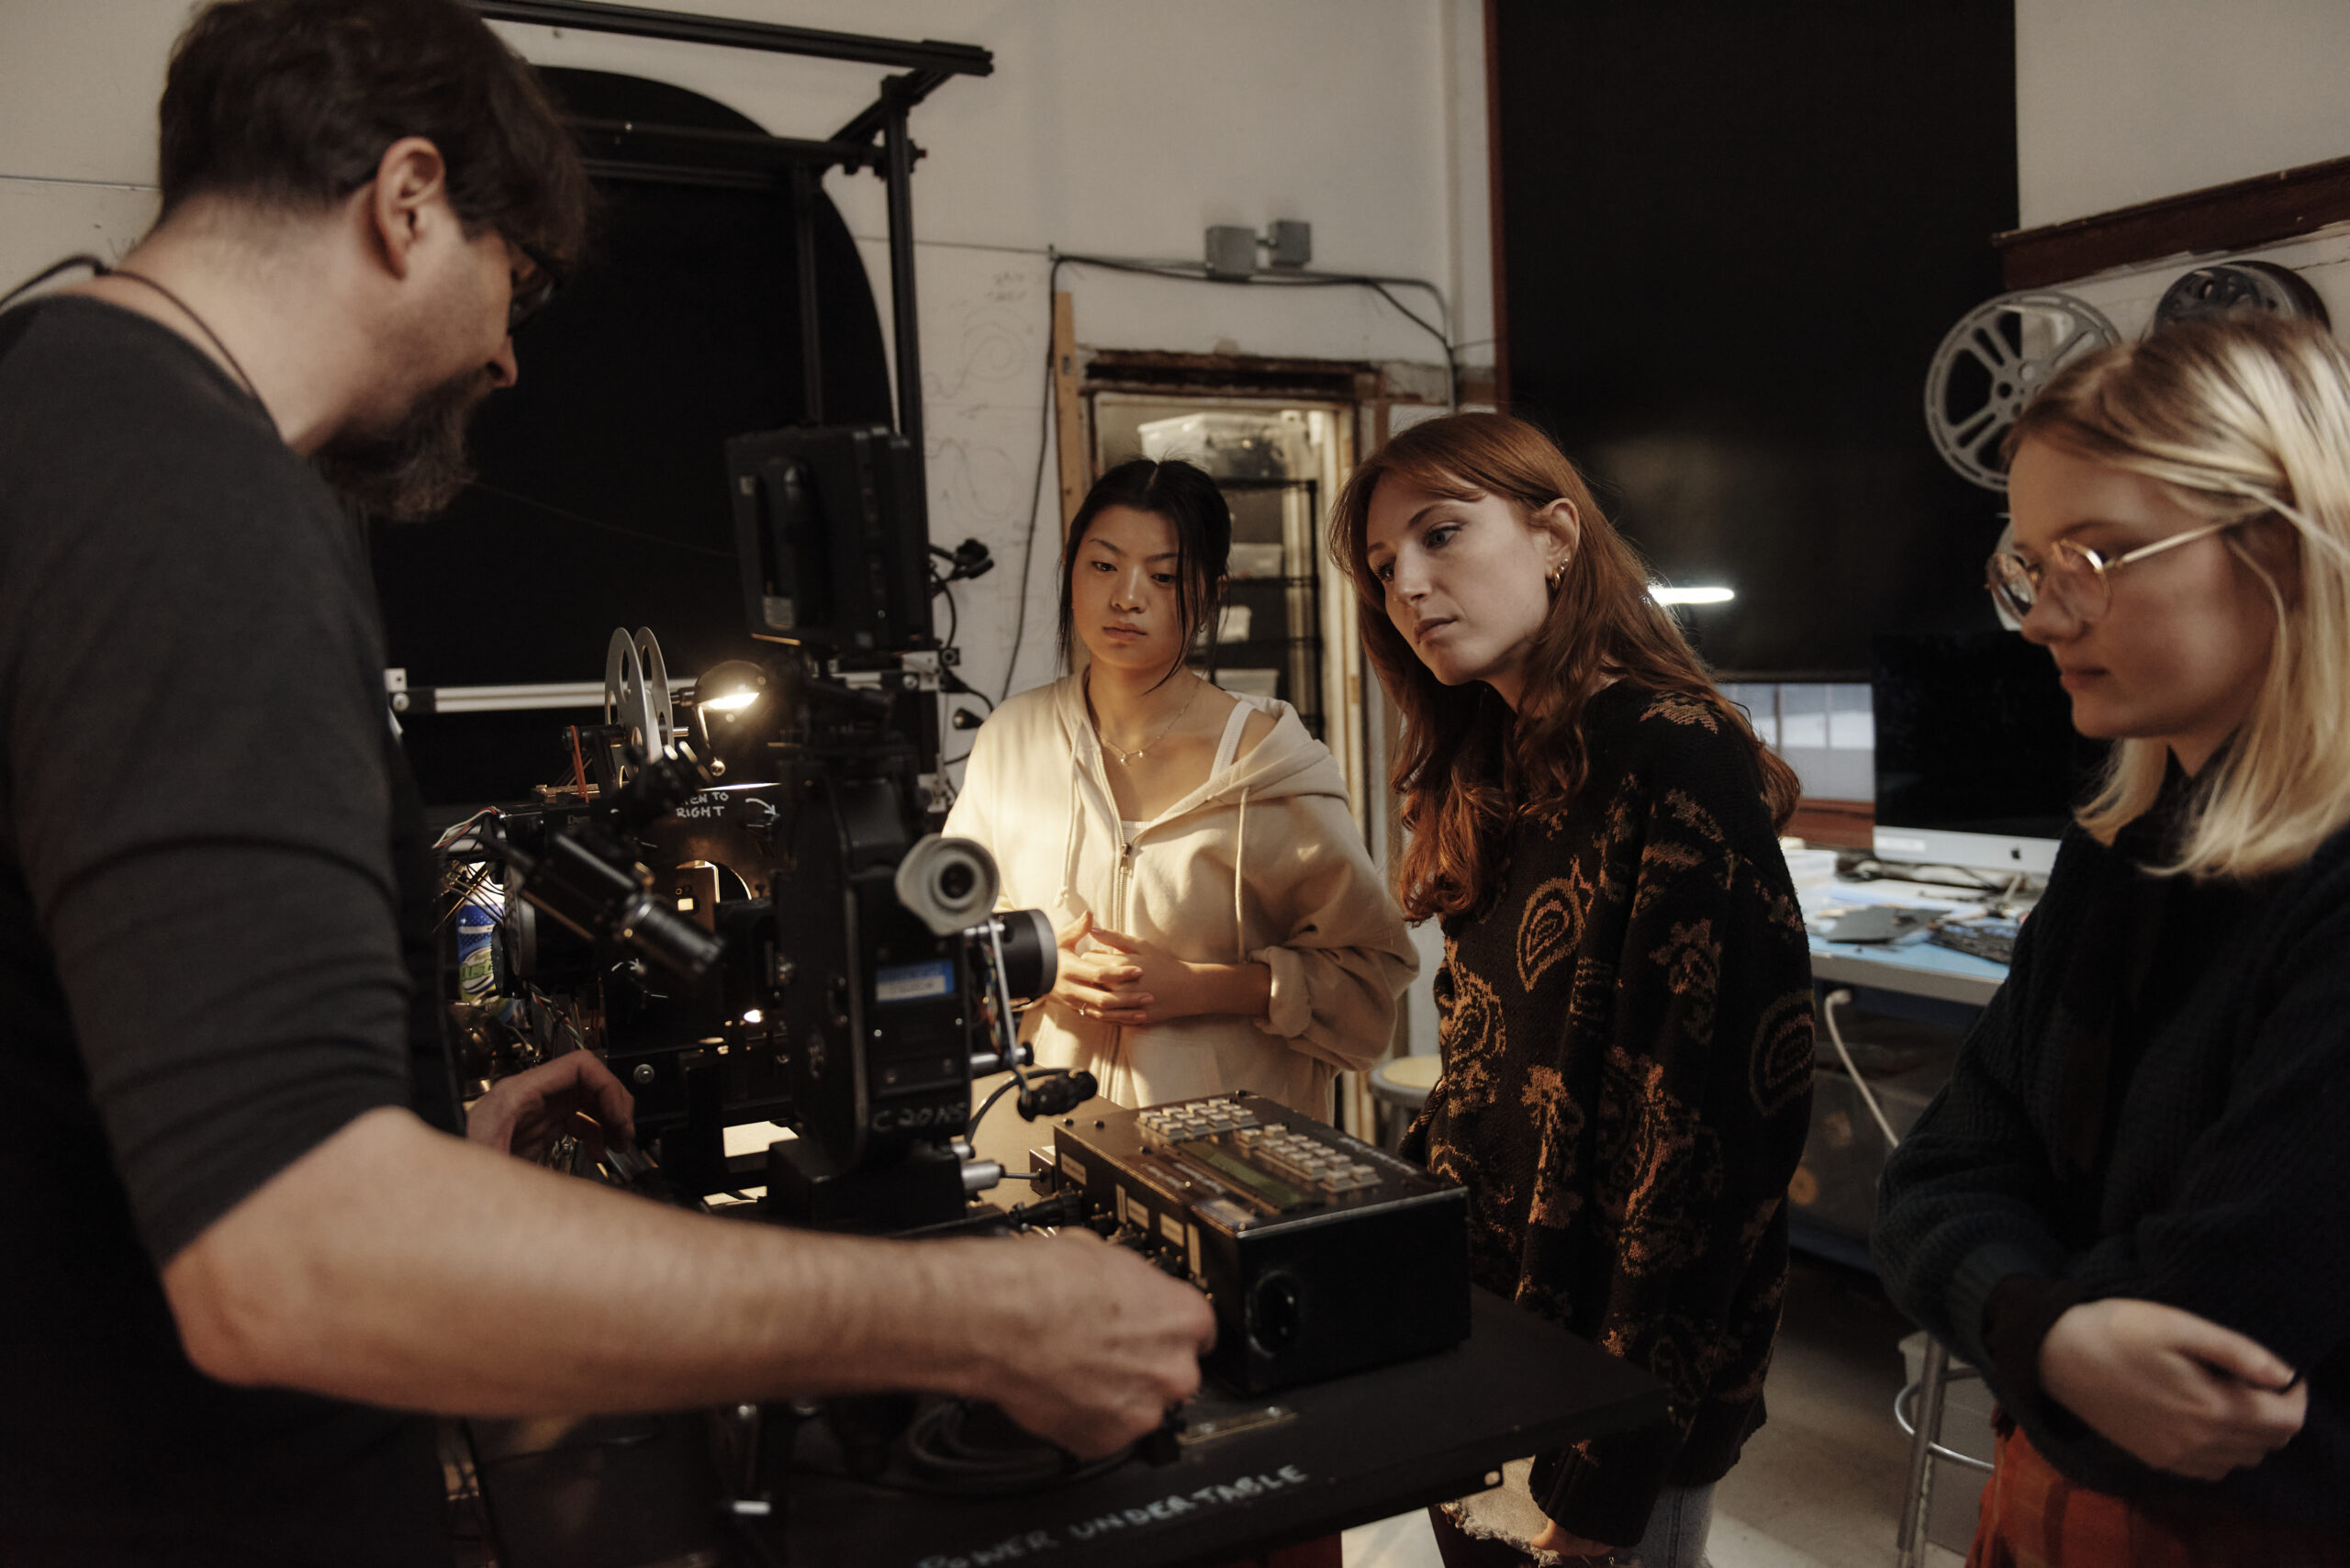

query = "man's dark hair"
[159,0,591,264]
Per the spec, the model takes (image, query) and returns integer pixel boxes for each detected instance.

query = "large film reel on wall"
[2153,260,2333,330]
[1924,291,2121,491]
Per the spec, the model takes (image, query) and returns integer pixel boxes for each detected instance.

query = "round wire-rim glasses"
[1984,517,2246,624]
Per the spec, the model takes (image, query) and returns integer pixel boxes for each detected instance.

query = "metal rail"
[471,0,991,445]
[474,0,991,79]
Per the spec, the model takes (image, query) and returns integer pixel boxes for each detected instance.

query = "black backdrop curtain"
[372,69,892,805]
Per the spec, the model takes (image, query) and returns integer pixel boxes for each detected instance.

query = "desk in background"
[1793,930,2009,1270]
[1809,932,2005,1023]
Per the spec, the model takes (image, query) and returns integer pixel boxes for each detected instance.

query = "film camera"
[450,427,1473,1568]
[450,425,1088,1231]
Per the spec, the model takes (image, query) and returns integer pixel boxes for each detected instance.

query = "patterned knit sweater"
[1401,683,1816,1547]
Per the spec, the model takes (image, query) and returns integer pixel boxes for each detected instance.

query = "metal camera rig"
[445,420,1091,1233]
[455,631,1086,1233]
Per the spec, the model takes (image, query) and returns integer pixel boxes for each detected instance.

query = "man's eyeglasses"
[1985,517,2246,624]
[508,242,562,333]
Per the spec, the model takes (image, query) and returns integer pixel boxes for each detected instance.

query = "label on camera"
[873,960,954,1005]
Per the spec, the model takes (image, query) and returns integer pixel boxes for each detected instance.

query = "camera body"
[454,423,1053,1230]
[464,656,1054,1231]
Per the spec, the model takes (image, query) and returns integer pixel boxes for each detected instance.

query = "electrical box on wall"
[1205,225,1258,279]
[1203,219,1312,279]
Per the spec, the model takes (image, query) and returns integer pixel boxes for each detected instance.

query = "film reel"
[2153,260,2331,330]
[633,627,677,755]
[603,626,682,767]
[1925,291,2120,490]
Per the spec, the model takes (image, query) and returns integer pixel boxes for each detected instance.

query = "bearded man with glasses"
[0,4,1210,1562]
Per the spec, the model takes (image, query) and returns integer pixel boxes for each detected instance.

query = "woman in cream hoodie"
[946,458,1415,1119]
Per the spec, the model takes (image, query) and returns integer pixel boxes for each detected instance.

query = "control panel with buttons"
[1040,1092,1469,1393]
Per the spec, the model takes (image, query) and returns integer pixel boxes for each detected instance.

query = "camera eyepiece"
[893,834,999,936]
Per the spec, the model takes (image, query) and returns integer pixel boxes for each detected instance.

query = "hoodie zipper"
[1114,833,1136,936]
[1108,832,1136,1098]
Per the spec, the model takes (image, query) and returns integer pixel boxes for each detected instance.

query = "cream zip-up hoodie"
[944,676,1416,1119]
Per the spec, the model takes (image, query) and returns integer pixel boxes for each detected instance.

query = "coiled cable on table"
[900,1401,1136,1494]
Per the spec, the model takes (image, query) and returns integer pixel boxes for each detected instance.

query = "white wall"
[0,0,1493,710]
[2010,1,2350,344]
[2016,0,2350,229]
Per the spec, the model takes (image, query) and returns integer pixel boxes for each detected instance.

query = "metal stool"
[1818,989,1998,1567]
[1366,1053,1440,1150]
[1893,1338,1996,1566]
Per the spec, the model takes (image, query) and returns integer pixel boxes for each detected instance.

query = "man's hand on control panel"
[978,1228,1218,1458]
[466,1049,636,1162]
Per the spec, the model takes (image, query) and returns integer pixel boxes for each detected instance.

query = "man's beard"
[313,367,496,522]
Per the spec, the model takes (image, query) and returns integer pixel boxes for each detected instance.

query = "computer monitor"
[1870,632,2106,877]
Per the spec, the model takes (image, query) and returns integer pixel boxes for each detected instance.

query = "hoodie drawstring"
[1233,785,1249,963]
[1057,747,1080,913]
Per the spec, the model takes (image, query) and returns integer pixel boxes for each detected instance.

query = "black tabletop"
[766,1286,1666,1568]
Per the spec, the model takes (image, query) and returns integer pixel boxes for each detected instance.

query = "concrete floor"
[1342,1257,1969,1568]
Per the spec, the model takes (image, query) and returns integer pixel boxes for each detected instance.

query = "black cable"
[1361,280,1456,385]
[465,480,737,561]
[930,566,959,648]
[967,1073,1019,1139]
[1000,249,1460,697]
[1003,252,1071,704]
[0,253,106,313]
[898,1401,1135,1495]
[1044,252,1457,404]
[940,669,994,714]
[967,1064,1072,1139]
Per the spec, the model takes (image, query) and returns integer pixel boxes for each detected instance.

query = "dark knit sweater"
[1874,779,2350,1522]
[1401,683,1816,1548]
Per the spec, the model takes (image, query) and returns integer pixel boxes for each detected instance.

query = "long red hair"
[1330,412,1799,922]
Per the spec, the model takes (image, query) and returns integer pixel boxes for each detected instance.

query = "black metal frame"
[474,0,992,448]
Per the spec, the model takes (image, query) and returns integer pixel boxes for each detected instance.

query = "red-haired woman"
[1331,413,1815,1567]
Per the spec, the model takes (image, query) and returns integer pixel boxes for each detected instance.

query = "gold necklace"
[1091,671,1202,767]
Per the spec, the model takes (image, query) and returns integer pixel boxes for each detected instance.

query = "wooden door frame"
[1050,301,1444,1131]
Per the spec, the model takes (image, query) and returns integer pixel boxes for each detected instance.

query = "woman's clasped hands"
[2040,1297,2307,1481]
[1051,910,1198,1026]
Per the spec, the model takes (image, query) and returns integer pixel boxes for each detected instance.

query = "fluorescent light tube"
[1651,586,1735,606]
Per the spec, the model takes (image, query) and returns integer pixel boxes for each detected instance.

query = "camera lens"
[940,862,976,902]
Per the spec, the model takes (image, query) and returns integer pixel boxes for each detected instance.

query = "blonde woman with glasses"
[1875,313,2350,1567]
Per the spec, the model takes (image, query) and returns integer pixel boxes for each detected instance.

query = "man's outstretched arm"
[162,1105,1214,1458]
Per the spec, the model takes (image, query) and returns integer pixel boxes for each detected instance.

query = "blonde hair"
[2008,313,2350,879]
